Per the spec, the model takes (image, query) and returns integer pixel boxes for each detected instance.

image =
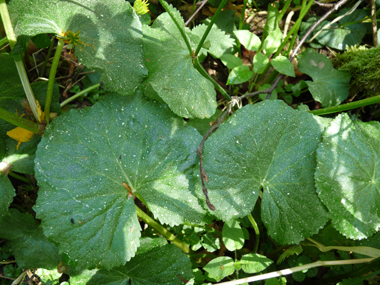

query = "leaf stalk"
[157,0,192,54]
[0,107,40,134]
[45,39,64,125]
[309,94,380,116]
[135,205,190,254]
[0,0,40,122]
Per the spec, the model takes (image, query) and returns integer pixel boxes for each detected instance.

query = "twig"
[216,258,374,285]
[314,0,335,8]
[185,0,209,27]
[196,109,228,211]
[307,0,362,44]
[265,0,350,99]
[371,0,378,46]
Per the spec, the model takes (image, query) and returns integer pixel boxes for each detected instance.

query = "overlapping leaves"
[8,0,147,94]
[70,238,193,285]
[0,54,60,174]
[316,114,380,240]
[34,92,205,269]
[195,100,329,244]
[142,5,217,119]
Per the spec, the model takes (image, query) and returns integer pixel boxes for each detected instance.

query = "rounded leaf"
[195,100,328,244]
[34,93,204,269]
[316,114,380,240]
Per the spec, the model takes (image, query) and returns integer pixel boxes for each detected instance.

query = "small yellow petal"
[7,127,35,143]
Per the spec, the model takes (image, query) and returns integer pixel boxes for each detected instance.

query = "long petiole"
[157,0,192,54]
[0,0,40,122]
[45,39,64,125]
[247,214,260,253]
[0,107,41,134]
[60,83,100,107]
[309,94,380,116]
[135,205,191,254]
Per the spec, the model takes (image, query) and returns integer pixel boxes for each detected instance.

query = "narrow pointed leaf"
[316,114,380,239]
[262,28,282,55]
[8,0,147,94]
[142,7,217,118]
[34,93,204,269]
[195,101,328,244]
[233,30,261,52]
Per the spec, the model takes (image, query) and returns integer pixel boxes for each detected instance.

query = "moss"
[334,45,380,98]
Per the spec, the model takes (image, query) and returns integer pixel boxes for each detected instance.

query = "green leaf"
[220,54,242,69]
[259,84,277,100]
[265,279,281,285]
[263,5,279,39]
[0,176,15,218]
[297,48,351,107]
[195,100,329,244]
[203,256,235,282]
[9,35,30,55]
[291,80,307,97]
[8,0,147,94]
[34,92,205,269]
[142,6,216,119]
[137,237,168,255]
[233,30,261,51]
[262,28,282,55]
[271,55,295,77]
[314,9,367,50]
[202,232,221,252]
[31,34,51,49]
[253,53,269,74]
[70,243,193,285]
[0,209,61,269]
[222,219,244,251]
[316,114,380,240]
[192,24,235,58]
[35,268,61,285]
[299,16,323,48]
[240,253,273,274]
[227,65,253,85]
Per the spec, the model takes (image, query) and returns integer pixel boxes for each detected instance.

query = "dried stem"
[265,0,349,99]
[185,0,209,27]
[196,109,228,211]
[371,0,378,47]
